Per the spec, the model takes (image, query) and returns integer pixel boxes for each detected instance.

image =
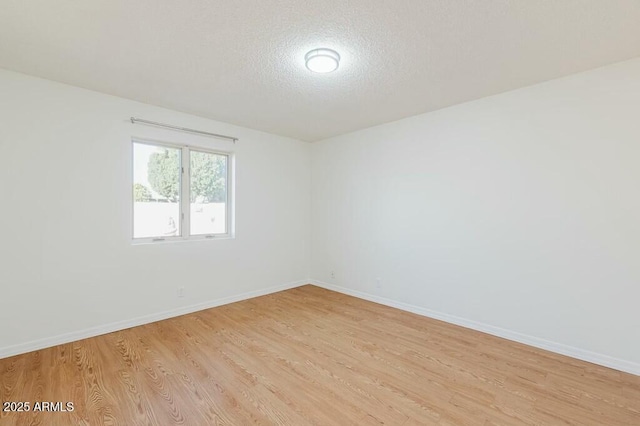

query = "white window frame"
[132,138,233,243]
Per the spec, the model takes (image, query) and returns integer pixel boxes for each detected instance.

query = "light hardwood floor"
[1,285,638,425]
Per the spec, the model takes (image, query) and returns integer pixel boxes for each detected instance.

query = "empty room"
[1,1,639,425]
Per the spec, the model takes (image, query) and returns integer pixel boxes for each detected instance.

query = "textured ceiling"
[2,1,640,141]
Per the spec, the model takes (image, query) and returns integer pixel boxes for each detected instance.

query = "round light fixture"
[305,48,340,73]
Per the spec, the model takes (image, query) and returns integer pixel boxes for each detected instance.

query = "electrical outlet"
[330,270,336,280]
[177,287,185,298]
[376,278,382,289]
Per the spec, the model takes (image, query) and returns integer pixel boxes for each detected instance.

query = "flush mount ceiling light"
[305,48,340,73]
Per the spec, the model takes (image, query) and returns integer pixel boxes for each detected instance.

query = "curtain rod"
[130,117,238,143]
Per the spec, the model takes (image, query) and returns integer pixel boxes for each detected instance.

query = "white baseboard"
[310,280,640,377]
[0,280,308,360]
[5,279,638,377]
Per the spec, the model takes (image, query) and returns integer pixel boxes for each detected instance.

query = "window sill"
[131,234,235,245]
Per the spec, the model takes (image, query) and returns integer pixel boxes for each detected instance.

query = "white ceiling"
[2,1,640,142]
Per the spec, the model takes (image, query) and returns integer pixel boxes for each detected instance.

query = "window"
[132,139,231,241]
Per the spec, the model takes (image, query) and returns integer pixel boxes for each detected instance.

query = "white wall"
[3,57,640,374]
[311,58,640,373]
[0,69,311,356]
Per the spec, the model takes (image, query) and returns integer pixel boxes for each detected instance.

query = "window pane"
[190,151,227,235]
[133,142,181,238]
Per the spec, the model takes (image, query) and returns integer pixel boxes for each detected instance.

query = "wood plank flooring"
[1,285,638,425]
